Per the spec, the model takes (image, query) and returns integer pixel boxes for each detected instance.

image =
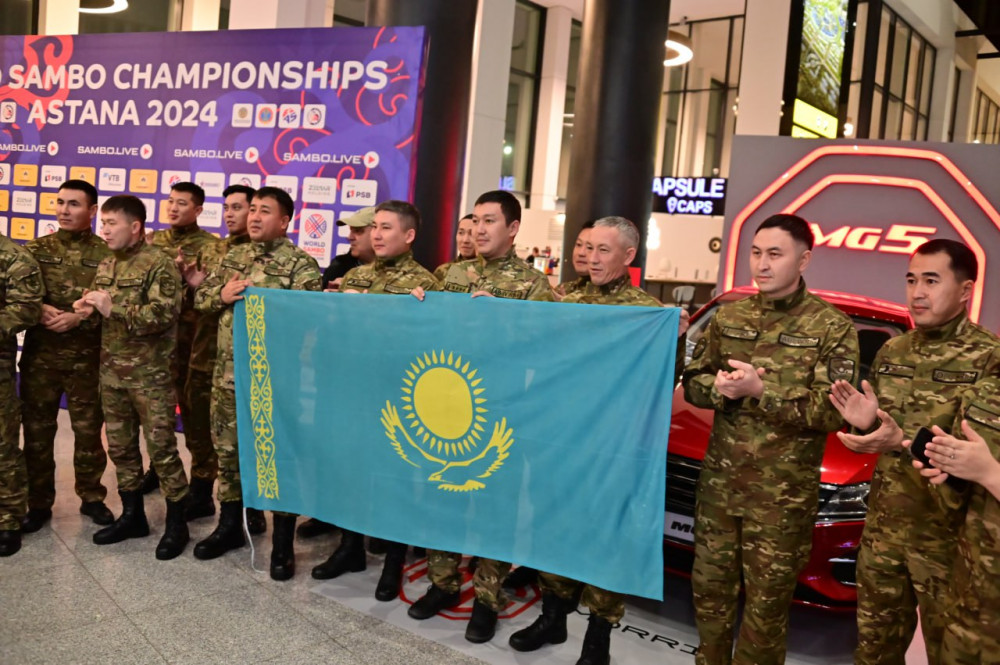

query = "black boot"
[576,615,613,665]
[367,536,388,554]
[0,530,21,557]
[296,517,336,539]
[408,584,461,620]
[375,541,407,601]
[270,513,296,581]
[185,477,216,521]
[20,508,52,533]
[503,565,539,589]
[246,508,266,535]
[139,467,159,494]
[80,501,114,525]
[509,593,576,651]
[193,501,245,560]
[465,599,499,643]
[94,490,150,544]
[311,529,366,579]
[155,496,190,560]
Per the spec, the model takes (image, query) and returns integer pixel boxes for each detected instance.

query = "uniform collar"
[592,274,631,296]
[915,311,968,342]
[758,279,808,312]
[171,222,202,237]
[56,228,93,242]
[374,250,413,270]
[480,246,519,269]
[227,233,250,247]
[114,238,145,260]
[254,236,288,255]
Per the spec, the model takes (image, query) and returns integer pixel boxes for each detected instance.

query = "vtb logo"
[810,223,935,254]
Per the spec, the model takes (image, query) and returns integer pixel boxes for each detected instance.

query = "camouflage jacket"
[194,236,321,391]
[864,312,1000,547]
[341,251,439,294]
[433,260,456,283]
[561,274,658,306]
[557,276,590,298]
[149,223,219,343]
[682,281,859,519]
[91,241,182,383]
[0,235,44,386]
[22,229,110,365]
[188,233,251,373]
[441,247,554,301]
[945,380,1000,622]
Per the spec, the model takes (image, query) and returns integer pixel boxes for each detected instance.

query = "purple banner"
[0,26,427,266]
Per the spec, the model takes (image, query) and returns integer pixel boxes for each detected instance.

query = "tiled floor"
[1,411,487,665]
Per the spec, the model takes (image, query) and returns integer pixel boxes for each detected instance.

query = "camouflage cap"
[337,206,376,228]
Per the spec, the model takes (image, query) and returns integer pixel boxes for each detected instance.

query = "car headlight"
[816,482,869,522]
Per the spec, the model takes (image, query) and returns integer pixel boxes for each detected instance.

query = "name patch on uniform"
[492,288,527,299]
[932,369,978,384]
[95,276,114,287]
[964,403,1000,432]
[778,333,820,348]
[117,278,143,287]
[221,259,246,271]
[384,284,411,295]
[35,254,62,265]
[344,278,372,289]
[444,282,470,293]
[721,327,758,341]
[81,258,101,268]
[878,363,914,378]
[264,266,291,277]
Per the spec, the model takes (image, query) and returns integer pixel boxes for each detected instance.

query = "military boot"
[138,467,159,494]
[407,584,461,620]
[20,508,52,533]
[375,541,407,601]
[296,518,336,539]
[193,501,245,560]
[509,593,576,651]
[576,614,613,665]
[465,599,499,643]
[185,477,216,521]
[0,529,21,557]
[270,513,296,581]
[94,490,150,545]
[503,565,539,590]
[311,529,366,579]
[155,496,190,560]
[245,508,266,535]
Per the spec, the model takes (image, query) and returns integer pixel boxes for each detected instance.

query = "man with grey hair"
[508,215,682,665]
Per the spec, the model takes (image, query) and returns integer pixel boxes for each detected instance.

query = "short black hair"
[222,184,255,203]
[101,195,147,229]
[914,239,978,282]
[375,200,421,232]
[475,190,521,226]
[581,219,596,230]
[460,213,474,221]
[754,213,814,250]
[170,181,206,207]
[253,186,295,219]
[59,179,98,207]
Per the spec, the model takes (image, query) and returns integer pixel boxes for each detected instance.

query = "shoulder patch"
[159,274,177,298]
[721,327,758,341]
[778,333,820,348]
[878,363,914,378]
[932,369,978,385]
[692,337,707,360]
[828,357,856,382]
[22,270,43,295]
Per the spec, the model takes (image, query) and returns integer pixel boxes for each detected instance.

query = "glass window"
[79,0,177,33]
[557,20,582,201]
[501,1,544,199]
[874,8,890,87]
[972,90,1000,144]
[0,0,36,35]
[218,0,230,29]
[658,14,743,178]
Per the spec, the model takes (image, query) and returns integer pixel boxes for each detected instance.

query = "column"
[368,0,479,270]
[39,0,81,35]
[562,0,670,280]
[734,0,793,137]
[229,0,328,30]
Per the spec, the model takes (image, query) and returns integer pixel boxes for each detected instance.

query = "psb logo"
[304,212,327,239]
[0,101,15,123]
[381,351,514,492]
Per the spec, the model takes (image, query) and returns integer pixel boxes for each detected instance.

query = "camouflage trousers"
[854,532,952,665]
[211,384,241,503]
[427,549,463,593]
[473,558,512,611]
[539,571,624,623]
[180,367,217,482]
[940,603,1000,665]
[101,370,189,502]
[692,501,812,665]
[20,357,107,509]
[0,390,27,531]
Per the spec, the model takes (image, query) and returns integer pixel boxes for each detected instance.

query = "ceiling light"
[664,30,693,67]
[80,0,129,14]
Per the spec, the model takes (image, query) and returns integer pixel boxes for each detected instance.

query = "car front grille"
[666,453,701,517]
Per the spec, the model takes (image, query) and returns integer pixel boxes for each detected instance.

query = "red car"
[664,287,913,610]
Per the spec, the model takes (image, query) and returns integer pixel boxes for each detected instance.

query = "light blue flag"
[234,288,678,600]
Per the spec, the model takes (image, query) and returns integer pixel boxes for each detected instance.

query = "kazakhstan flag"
[234,288,678,600]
